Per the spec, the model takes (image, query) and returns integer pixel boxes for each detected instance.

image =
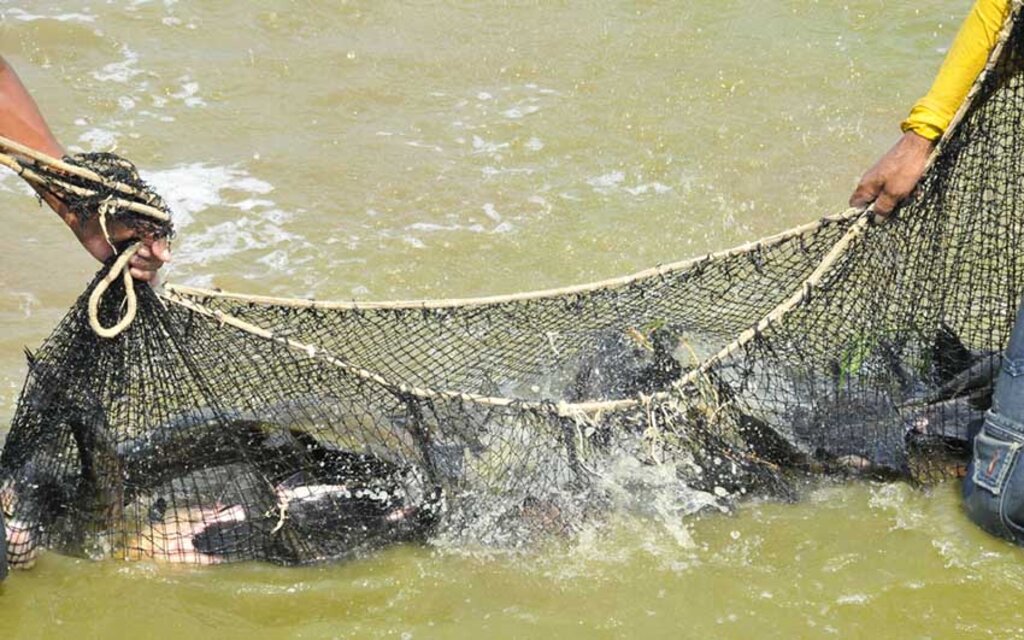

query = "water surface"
[1,1,1018,637]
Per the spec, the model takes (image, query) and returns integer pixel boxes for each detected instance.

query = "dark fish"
[792,323,997,478]
[244,428,441,565]
[191,472,441,566]
[931,321,977,383]
[911,352,999,410]
[118,403,442,565]
[567,326,684,402]
[2,348,125,562]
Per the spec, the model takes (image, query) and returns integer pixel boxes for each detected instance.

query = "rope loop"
[88,242,142,339]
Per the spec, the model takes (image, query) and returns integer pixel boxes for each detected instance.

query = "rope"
[88,242,142,339]
[164,208,864,310]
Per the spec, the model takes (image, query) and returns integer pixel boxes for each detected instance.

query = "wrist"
[900,129,937,150]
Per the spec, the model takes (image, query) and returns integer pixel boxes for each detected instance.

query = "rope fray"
[88,242,141,339]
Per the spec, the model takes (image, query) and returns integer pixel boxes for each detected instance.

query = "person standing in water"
[0,55,170,281]
[850,0,1024,543]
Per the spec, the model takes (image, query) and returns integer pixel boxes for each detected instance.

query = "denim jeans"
[963,295,1024,543]
[0,508,6,581]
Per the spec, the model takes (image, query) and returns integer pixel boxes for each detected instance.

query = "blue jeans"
[0,508,6,581]
[963,296,1024,543]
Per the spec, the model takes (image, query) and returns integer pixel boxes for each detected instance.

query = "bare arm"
[0,55,169,281]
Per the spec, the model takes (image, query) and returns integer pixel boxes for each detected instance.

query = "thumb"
[148,237,172,263]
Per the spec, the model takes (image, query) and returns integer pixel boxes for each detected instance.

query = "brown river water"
[2,1,1024,638]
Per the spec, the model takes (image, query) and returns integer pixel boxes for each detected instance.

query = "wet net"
[3,5,1024,569]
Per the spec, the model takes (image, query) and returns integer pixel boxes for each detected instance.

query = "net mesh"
[3,5,1024,567]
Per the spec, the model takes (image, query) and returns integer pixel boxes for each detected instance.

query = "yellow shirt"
[902,0,1011,140]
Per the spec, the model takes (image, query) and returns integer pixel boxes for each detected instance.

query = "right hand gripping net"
[3,3,1024,568]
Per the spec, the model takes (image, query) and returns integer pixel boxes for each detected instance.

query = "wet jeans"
[963,295,1024,543]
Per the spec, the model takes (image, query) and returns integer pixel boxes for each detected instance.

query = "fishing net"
[3,4,1024,569]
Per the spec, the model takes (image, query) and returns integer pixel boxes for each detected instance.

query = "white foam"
[0,8,96,22]
[135,163,310,283]
[624,182,673,196]
[406,222,453,233]
[587,171,625,190]
[257,249,294,271]
[481,166,533,177]
[170,77,206,108]
[178,216,298,264]
[471,136,509,155]
[127,0,181,7]
[405,141,444,153]
[77,128,119,151]
[501,105,540,119]
[527,195,552,216]
[234,198,276,212]
[140,163,274,229]
[586,172,674,197]
[92,45,143,84]
[482,203,502,222]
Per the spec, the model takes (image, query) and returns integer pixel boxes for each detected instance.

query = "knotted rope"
[88,242,142,339]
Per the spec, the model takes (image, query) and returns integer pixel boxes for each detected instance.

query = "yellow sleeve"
[901,0,1012,141]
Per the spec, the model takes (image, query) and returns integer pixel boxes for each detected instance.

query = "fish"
[122,500,249,565]
[567,325,685,402]
[189,470,442,566]
[121,444,442,566]
[114,403,443,565]
[0,348,126,567]
[4,386,444,567]
[789,323,997,479]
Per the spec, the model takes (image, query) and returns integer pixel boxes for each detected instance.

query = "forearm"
[0,56,63,157]
[0,55,74,223]
[901,0,1011,141]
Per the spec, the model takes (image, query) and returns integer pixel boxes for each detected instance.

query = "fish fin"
[276,471,309,491]
[192,520,254,558]
[932,322,975,384]
[933,353,999,403]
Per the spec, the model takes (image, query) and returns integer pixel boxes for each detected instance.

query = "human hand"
[850,131,936,217]
[68,208,171,283]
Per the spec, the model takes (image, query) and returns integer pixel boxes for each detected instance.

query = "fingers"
[849,173,910,216]
[849,180,880,209]
[148,237,172,264]
[872,190,900,217]
[851,132,934,217]
[128,239,171,282]
[129,263,160,284]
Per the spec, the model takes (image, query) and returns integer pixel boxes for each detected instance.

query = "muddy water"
[2,1,1021,638]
